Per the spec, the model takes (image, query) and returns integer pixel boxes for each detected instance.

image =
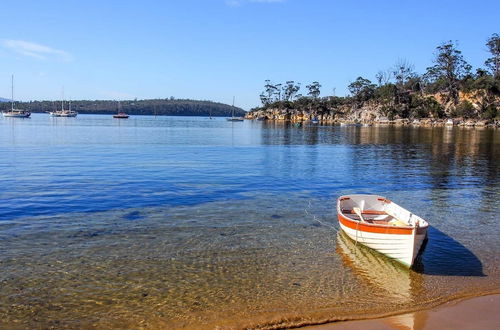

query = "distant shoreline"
[23,111,237,117]
[10,112,500,126]
[0,98,246,117]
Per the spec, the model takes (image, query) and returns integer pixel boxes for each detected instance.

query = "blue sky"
[1,0,499,110]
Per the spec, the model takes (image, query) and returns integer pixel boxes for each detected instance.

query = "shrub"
[453,100,476,118]
[481,105,498,119]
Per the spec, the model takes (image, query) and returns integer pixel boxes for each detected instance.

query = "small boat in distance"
[3,75,31,118]
[113,101,129,118]
[226,96,244,122]
[113,112,129,119]
[337,194,429,267]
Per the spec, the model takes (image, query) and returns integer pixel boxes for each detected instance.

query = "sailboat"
[113,101,129,118]
[50,89,77,117]
[2,75,31,118]
[114,112,129,119]
[226,96,244,122]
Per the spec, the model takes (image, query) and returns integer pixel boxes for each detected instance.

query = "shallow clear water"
[0,114,498,328]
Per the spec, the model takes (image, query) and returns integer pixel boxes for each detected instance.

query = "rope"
[304,199,339,233]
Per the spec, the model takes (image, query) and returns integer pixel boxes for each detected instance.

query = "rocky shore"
[245,107,500,128]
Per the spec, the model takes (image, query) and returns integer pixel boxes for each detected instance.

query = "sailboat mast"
[232,96,235,118]
[61,87,64,111]
[11,74,14,111]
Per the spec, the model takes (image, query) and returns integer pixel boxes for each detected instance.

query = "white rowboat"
[337,194,429,267]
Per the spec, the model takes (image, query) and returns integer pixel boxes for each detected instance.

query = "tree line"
[0,98,245,117]
[255,33,500,120]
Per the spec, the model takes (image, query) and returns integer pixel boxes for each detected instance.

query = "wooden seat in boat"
[341,209,409,226]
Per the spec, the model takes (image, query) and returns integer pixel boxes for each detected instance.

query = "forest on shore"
[0,98,245,117]
[249,34,500,123]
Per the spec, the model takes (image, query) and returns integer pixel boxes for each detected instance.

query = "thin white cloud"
[226,0,286,6]
[226,0,241,6]
[1,39,72,61]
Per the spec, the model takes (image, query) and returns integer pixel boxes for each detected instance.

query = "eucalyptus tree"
[485,33,500,78]
[348,77,376,103]
[282,81,301,101]
[260,80,278,106]
[393,59,416,88]
[392,59,417,106]
[375,70,392,86]
[425,41,471,105]
[274,83,282,101]
[306,81,321,98]
[259,93,270,106]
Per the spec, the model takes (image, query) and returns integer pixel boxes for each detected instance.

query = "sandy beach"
[305,294,499,329]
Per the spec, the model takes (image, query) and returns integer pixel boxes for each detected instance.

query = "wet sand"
[305,294,499,329]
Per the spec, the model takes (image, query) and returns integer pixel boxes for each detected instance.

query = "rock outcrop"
[246,92,499,128]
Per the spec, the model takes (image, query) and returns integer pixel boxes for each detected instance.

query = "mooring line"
[304,199,339,233]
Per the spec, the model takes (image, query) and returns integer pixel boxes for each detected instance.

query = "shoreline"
[245,115,500,128]
[302,293,499,329]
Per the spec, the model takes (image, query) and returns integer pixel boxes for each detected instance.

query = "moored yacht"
[226,96,244,122]
[50,91,77,117]
[3,75,30,118]
[50,107,77,117]
[3,109,31,118]
[113,112,129,119]
[113,101,129,118]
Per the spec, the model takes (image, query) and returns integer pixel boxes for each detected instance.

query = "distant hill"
[0,97,10,102]
[0,98,246,117]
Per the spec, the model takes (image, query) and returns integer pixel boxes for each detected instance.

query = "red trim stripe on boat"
[338,213,414,235]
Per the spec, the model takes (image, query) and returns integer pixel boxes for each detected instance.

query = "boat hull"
[3,111,31,118]
[337,195,428,267]
[113,112,129,119]
[50,111,77,117]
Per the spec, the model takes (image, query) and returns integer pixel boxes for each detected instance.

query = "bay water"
[0,114,498,328]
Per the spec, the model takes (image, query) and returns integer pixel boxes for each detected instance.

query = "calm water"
[0,114,498,328]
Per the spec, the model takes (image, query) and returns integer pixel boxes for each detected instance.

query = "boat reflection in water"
[336,231,427,330]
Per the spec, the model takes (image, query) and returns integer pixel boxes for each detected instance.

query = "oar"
[353,207,367,223]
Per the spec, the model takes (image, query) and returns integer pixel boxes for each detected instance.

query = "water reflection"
[385,312,428,330]
[336,231,422,304]
[260,124,498,217]
[335,231,431,330]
